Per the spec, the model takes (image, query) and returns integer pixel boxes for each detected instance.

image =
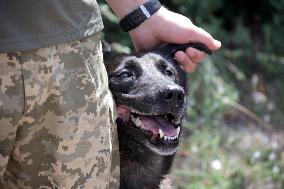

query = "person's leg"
[0,52,25,188]
[0,33,120,188]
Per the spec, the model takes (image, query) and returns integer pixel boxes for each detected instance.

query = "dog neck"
[118,123,175,189]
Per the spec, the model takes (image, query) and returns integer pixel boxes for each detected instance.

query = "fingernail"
[214,40,221,47]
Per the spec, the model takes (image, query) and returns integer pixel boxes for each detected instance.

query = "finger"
[185,47,206,64]
[175,51,198,72]
[188,26,222,50]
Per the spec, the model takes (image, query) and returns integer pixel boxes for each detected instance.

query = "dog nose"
[160,87,185,103]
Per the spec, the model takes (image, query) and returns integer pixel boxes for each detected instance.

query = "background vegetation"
[98,0,284,188]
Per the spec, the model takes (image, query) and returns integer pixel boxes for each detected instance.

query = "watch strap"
[119,0,161,32]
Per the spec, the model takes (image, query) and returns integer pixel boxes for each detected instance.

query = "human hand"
[129,7,221,72]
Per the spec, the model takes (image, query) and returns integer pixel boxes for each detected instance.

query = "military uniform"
[0,1,119,188]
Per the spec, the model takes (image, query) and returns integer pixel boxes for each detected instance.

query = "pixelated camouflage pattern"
[0,34,120,188]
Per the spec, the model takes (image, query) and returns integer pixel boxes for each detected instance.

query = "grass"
[172,121,284,189]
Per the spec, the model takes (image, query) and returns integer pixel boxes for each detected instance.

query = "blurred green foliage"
[98,0,284,188]
[174,126,284,189]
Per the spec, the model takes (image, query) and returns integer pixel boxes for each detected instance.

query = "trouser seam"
[18,52,27,117]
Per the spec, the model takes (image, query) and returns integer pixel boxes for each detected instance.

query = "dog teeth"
[131,115,181,141]
[159,129,164,139]
[177,127,180,136]
[158,126,181,141]
[131,115,143,128]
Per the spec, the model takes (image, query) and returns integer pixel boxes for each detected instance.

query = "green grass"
[173,124,284,189]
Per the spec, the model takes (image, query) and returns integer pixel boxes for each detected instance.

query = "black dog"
[104,43,211,189]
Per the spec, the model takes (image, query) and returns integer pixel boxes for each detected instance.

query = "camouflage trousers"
[0,34,120,189]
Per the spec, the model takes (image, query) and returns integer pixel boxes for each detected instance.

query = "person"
[0,0,221,188]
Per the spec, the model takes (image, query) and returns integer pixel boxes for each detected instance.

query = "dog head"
[104,44,191,156]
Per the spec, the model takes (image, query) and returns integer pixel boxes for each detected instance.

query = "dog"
[103,42,211,189]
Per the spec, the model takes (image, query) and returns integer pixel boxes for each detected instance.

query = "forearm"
[106,0,149,18]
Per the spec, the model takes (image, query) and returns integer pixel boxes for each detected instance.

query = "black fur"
[104,43,211,189]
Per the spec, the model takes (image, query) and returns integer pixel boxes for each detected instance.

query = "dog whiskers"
[165,49,177,59]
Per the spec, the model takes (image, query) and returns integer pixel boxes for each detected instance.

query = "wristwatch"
[119,0,162,32]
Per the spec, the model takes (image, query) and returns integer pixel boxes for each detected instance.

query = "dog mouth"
[117,106,181,141]
[131,113,181,141]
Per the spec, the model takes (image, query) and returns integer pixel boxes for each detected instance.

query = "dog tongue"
[139,116,177,136]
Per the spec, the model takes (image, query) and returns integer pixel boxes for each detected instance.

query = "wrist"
[107,0,149,18]
[129,6,166,35]
[129,7,168,51]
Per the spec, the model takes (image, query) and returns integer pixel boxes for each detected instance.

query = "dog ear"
[102,40,120,62]
[154,42,212,59]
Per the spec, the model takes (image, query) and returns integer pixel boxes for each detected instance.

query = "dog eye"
[117,71,132,79]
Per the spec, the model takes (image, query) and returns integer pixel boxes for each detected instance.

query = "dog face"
[104,47,187,156]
